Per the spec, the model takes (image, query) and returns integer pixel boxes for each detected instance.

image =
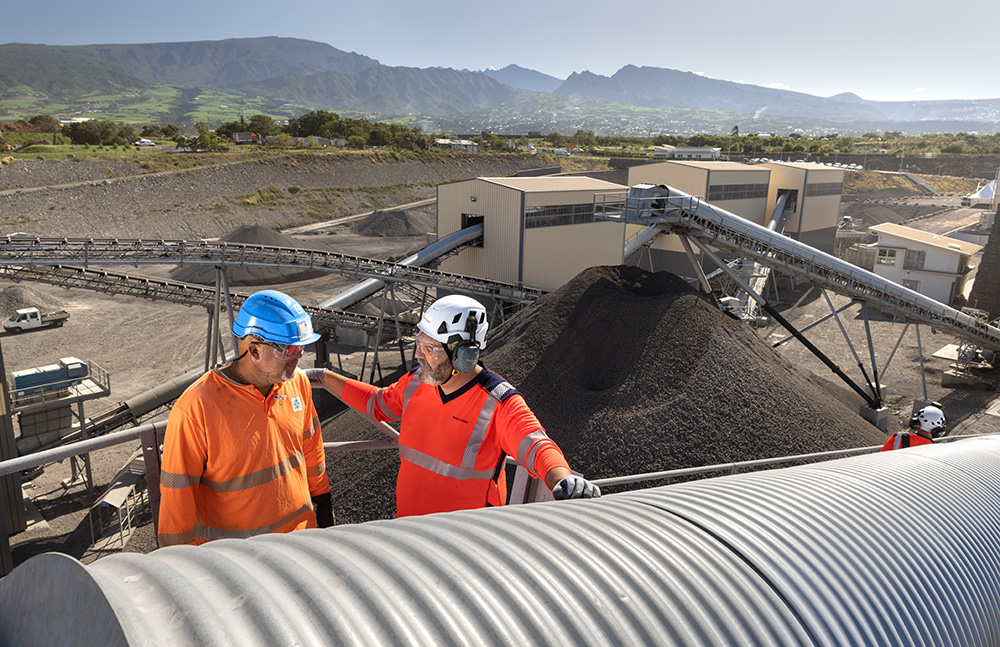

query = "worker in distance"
[306,294,600,517]
[881,404,946,451]
[158,290,333,546]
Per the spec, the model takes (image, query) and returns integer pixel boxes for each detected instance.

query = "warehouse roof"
[480,176,626,192]
[870,222,983,255]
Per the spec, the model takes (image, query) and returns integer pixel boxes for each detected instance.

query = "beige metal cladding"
[628,161,709,197]
[438,179,524,285]
[523,221,626,292]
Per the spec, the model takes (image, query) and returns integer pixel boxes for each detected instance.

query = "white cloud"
[910,87,927,94]
[693,71,705,76]
[765,82,790,90]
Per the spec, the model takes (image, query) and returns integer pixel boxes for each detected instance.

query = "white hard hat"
[417,295,488,350]
[913,405,946,434]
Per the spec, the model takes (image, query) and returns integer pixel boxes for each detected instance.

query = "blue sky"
[3,0,996,102]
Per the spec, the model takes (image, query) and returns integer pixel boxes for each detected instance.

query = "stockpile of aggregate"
[322,265,887,524]
[353,209,435,237]
[0,284,58,316]
[169,225,332,286]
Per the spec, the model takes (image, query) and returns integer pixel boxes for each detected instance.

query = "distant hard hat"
[232,290,320,346]
[913,405,946,435]
[417,295,488,350]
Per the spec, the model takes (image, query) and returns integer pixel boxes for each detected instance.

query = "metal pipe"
[862,304,883,404]
[822,291,878,402]
[878,322,910,382]
[916,324,929,401]
[678,234,712,294]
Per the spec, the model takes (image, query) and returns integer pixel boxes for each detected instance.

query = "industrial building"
[436,176,629,292]
[433,162,847,294]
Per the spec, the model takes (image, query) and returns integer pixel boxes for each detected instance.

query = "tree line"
[13,112,1000,157]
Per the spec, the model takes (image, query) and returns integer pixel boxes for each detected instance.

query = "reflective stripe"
[399,446,496,481]
[158,529,196,546]
[160,470,201,489]
[517,430,551,478]
[463,395,500,468]
[199,451,305,494]
[376,389,401,422]
[194,503,313,542]
[306,461,326,478]
[303,416,321,440]
[400,374,422,417]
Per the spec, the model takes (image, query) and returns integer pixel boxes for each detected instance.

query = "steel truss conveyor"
[597,184,1000,353]
[0,236,541,306]
[0,264,399,335]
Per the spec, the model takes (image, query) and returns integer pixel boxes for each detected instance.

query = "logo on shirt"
[291,396,303,412]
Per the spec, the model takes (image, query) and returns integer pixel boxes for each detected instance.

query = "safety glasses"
[415,334,446,358]
[254,339,303,359]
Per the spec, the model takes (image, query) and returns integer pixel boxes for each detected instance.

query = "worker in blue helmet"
[159,290,334,547]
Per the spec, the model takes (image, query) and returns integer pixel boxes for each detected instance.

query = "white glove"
[552,475,601,500]
[303,368,326,386]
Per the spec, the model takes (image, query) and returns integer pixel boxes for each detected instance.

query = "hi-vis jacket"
[341,363,570,517]
[158,368,330,546]
[881,432,934,451]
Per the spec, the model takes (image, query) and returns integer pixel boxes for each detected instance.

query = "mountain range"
[1,37,998,135]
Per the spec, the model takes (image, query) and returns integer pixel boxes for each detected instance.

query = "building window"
[805,182,844,197]
[524,203,596,228]
[707,183,769,201]
[902,279,920,291]
[876,248,897,265]
[904,250,926,270]
[462,213,484,247]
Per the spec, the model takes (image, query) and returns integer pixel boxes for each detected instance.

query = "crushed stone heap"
[353,209,435,237]
[169,225,332,286]
[484,265,887,483]
[324,265,887,523]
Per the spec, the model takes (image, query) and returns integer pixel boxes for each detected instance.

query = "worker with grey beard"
[306,294,599,517]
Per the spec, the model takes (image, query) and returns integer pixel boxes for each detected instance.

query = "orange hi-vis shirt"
[881,432,934,451]
[158,367,330,546]
[341,363,570,517]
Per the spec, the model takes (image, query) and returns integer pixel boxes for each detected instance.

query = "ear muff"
[452,342,479,373]
[909,416,920,430]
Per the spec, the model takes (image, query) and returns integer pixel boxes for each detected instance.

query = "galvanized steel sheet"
[2,437,1000,646]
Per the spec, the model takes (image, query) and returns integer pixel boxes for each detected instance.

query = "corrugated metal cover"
[2,437,1000,646]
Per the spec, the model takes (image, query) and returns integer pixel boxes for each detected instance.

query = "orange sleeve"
[301,376,330,497]
[495,394,570,479]
[158,401,208,546]
[341,376,405,422]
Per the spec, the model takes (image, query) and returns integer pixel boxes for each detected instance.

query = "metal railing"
[1,412,991,575]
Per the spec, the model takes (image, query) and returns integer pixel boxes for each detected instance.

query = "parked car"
[134,139,156,147]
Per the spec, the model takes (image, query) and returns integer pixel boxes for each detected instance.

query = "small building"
[436,176,629,292]
[650,144,676,159]
[868,223,982,305]
[435,138,479,152]
[671,147,722,161]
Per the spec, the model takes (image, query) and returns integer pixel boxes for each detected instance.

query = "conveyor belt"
[598,185,1000,352]
[0,235,541,306]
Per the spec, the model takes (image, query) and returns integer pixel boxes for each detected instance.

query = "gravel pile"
[169,225,334,286]
[968,226,1000,321]
[323,264,887,524]
[0,285,58,316]
[353,210,436,237]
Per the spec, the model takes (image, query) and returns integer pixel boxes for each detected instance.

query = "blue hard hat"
[232,290,321,345]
